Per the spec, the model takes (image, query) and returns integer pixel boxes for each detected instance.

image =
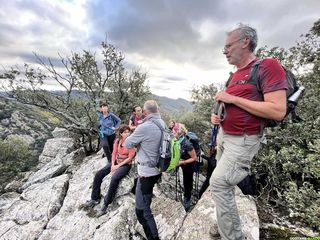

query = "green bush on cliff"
[0,136,37,191]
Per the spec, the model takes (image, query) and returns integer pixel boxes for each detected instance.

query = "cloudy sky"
[0,0,319,100]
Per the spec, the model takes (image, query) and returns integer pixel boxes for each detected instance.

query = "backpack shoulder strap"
[246,59,263,91]
[149,119,165,132]
[225,72,234,87]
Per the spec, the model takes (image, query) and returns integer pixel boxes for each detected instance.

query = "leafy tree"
[0,41,151,153]
[178,83,218,153]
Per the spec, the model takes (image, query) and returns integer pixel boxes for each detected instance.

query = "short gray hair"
[143,100,159,114]
[229,23,258,52]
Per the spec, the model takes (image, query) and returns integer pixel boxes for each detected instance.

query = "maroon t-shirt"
[130,114,145,127]
[221,58,288,135]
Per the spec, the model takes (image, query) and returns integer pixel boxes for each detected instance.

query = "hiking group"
[84,23,304,240]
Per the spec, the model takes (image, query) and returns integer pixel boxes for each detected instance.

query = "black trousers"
[104,164,131,206]
[198,155,217,198]
[181,161,195,200]
[91,163,131,202]
[135,174,161,240]
[100,134,116,162]
[91,163,111,201]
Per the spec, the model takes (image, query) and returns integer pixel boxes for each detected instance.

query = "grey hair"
[143,100,159,114]
[229,23,258,52]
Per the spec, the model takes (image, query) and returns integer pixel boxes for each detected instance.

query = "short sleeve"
[259,58,288,94]
[185,139,194,152]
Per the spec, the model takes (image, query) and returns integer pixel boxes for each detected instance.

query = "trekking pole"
[175,167,179,201]
[177,167,183,202]
[211,100,224,151]
[194,155,200,202]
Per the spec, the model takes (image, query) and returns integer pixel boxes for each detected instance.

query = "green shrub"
[0,109,13,120]
[283,182,320,231]
[0,136,37,190]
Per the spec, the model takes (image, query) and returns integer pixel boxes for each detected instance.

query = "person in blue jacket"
[98,102,121,162]
[83,102,121,209]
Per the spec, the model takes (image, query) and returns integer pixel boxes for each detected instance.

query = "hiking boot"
[183,197,191,210]
[84,199,100,208]
[209,224,220,238]
[96,204,108,217]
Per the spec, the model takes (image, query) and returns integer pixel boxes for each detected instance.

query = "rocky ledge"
[0,129,259,240]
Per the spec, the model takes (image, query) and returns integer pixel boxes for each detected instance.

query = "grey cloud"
[17,0,70,29]
[86,0,319,73]
[1,0,319,99]
[86,0,227,67]
[0,22,25,48]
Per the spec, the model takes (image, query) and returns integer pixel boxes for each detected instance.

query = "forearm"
[181,150,197,165]
[232,96,285,121]
[181,157,196,165]
[216,90,287,121]
[118,158,132,167]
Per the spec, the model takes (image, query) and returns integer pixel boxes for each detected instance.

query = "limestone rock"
[0,220,47,240]
[41,138,74,158]
[175,188,259,240]
[1,118,10,126]
[136,194,186,240]
[38,155,54,167]
[62,147,86,167]
[0,192,20,212]
[52,128,70,138]
[38,153,137,240]
[0,135,263,240]
[4,180,23,193]
[22,157,68,189]
[0,175,69,239]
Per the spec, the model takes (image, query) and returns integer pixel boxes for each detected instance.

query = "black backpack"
[227,59,305,127]
[185,131,201,157]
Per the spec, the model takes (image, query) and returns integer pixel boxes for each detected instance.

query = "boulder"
[23,146,86,190]
[41,138,74,158]
[22,156,68,190]
[0,175,69,239]
[175,188,259,240]
[0,118,10,126]
[4,180,23,193]
[52,128,70,138]
[38,152,137,240]
[136,193,186,240]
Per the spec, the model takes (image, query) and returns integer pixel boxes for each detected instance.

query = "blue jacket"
[98,112,121,137]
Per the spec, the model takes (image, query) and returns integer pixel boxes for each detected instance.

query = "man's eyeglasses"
[223,38,244,52]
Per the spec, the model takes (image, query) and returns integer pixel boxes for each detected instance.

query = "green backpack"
[165,138,181,173]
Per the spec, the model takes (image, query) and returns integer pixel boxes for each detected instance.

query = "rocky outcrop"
[22,130,78,190]
[0,174,69,240]
[0,129,261,240]
[51,127,70,138]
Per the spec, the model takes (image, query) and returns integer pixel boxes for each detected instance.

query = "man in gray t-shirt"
[125,100,163,240]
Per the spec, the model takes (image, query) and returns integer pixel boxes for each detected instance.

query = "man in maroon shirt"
[210,24,287,239]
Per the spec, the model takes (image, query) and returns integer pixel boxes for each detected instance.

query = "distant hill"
[153,95,193,114]
[0,91,193,114]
